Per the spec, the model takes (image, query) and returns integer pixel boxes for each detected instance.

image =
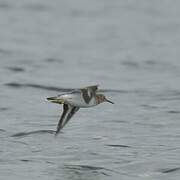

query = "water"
[1,0,180,179]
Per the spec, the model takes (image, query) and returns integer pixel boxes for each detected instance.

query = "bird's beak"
[47,96,64,104]
[105,98,114,104]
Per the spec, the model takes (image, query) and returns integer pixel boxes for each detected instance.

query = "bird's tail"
[47,96,64,104]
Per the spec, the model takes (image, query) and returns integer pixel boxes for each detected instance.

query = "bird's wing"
[81,85,99,92]
[55,104,80,135]
[80,85,99,104]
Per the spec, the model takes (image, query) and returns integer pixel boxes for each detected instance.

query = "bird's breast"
[60,93,97,108]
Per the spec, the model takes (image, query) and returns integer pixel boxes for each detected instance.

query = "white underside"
[59,93,97,108]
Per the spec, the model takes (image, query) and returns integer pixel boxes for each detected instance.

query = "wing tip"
[81,84,99,90]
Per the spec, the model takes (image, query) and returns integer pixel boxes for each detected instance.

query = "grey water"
[1,0,180,179]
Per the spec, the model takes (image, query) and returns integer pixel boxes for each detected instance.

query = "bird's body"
[56,90,97,108]
[47,85,114,135]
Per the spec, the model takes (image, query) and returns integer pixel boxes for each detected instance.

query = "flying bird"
[47,85,114,135]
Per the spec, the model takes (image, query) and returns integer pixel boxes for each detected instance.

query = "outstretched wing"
[55,104,80,135]
[80,85,99,104]
[81,85,99,92]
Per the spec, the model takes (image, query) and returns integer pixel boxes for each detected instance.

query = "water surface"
[1,0,180,179]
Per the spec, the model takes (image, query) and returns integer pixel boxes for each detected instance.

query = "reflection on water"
[1,0,180,179]
[11,130,55,137]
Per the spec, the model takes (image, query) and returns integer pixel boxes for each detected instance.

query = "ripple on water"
[23,3,50,12]
[5,82,74,92]
[167,110,180,114]
[44,58,64,63]
[159,167,180,174]
[20,159,33,162]
[0,48,12,55]
[6,67,25,72]
[105,144,131,148]
[121,59,176,72]
[0,129,6,132]
[63,164,118,177]
[5,82,129,93]
[0,107,10,111]
[0,2,11,9]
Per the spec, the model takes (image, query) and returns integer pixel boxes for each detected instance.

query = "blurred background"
[0,0,180,179]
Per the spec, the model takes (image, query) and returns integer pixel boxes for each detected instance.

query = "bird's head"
[96,94,114,104]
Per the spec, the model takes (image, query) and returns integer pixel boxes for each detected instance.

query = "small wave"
[20,159,32,162]
[23,3,49,12]
[167,110,180,114]
[5,82,73,92]
[141,104,159,110]
[121,59,176,72]
[159,167,180,174]
[0,48,12,54]
[0,107,9,111]
[6,82,74,92]
[44,58,64,63]
[65,164,120,173]
[0,2,10,9]
[6,66,25,72]
[121,60,139,68]
[0,129,6,132]
[105,144,131,148]
[11,130,55,137]
[64,164,119,176]
[5,82,128,93]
